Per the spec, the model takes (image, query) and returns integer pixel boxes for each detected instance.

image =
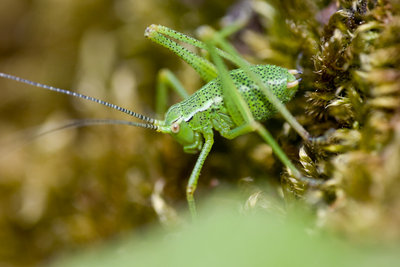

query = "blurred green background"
[1,0,400,266]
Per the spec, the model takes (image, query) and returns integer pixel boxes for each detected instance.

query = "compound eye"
[171,122,180,133]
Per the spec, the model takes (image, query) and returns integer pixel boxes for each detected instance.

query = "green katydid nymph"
[0,24,322,218]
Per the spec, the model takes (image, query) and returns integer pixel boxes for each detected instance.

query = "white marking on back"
[182,96,223,122]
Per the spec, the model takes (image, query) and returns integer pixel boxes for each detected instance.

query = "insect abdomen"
[225,65,298,122]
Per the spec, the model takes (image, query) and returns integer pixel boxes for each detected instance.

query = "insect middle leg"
[185,129,214,218]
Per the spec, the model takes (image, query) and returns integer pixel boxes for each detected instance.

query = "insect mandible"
[0,24,322,218]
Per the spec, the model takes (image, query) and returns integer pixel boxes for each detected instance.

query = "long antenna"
[29,119,159,142]
[0,119,159,160]
[43,119,159,131]
[0,72,156,124]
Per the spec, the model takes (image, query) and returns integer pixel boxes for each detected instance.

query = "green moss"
[245,0,400,242]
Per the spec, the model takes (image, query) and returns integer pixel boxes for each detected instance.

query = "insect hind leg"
[145,24,218,82]
[199,25,323,187]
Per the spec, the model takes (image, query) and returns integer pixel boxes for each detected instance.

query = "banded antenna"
[0,72,158,126]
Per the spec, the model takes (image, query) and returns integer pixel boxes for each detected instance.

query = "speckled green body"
[164,64,298,149]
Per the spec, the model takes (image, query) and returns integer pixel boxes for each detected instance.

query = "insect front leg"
[186,129,214,218]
